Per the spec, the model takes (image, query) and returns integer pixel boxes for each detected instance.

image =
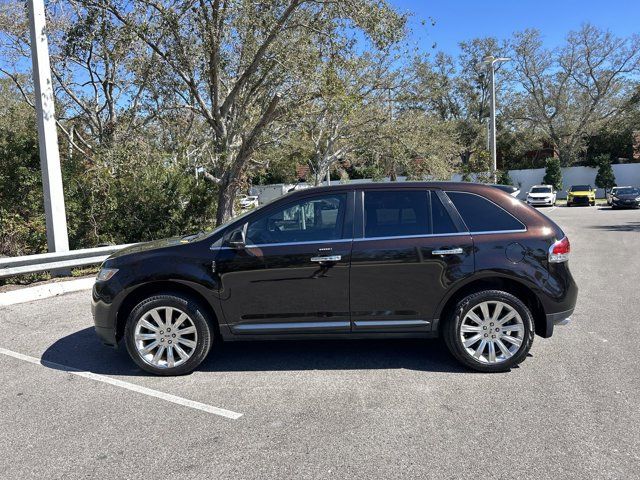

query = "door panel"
[349,188,474,332]
[350,234,474,332]
[215,241,352,334]
[214,191,353,335]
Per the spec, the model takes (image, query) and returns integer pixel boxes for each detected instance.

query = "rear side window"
[446,191,524,232]
[430,192,458,234]
[364,191,430,238]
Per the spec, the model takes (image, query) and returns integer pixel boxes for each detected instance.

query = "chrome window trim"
[211,238,353,250]
[210,229,527,249]
[354,232,470,242]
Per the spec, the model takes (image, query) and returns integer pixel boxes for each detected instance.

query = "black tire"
[124,293,213,376]
[443,290,535,373]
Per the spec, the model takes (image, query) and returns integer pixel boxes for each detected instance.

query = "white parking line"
[0,347,243,420]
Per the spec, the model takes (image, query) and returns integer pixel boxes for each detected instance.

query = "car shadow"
[41,327,470,376]
[588,222,640,232]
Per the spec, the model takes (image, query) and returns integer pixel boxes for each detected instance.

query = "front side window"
[245,194,346,245]
[446,191,525,233]
[364,190,430,238]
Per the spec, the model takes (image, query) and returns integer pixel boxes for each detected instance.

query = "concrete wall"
[452,164,640,199]
[251,164,640,203]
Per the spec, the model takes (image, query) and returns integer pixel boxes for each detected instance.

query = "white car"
[526,185,556,207]
[238,194,259,210]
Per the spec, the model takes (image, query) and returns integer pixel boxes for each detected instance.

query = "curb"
[0,278,95,307]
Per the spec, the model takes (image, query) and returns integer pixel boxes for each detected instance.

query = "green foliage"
[594,154,616,193]
[542,158,563,191]
[0,81,47,257]
[460,150,492,183]
[497,170,514,186]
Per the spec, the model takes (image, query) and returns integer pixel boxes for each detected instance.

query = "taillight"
[548,236,570,263]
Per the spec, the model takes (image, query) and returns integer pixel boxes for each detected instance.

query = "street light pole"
[28,0,69,253]
[481,55,510,184]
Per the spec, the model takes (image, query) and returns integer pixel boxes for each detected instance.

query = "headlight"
[96,267,119,282]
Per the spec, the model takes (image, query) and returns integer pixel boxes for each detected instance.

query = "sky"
[392,0,640,55]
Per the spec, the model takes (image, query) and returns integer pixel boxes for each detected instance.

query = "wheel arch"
[115,280,220,343]
[434,276,547,337]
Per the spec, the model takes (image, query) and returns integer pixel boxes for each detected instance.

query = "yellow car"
[566,184,596,206]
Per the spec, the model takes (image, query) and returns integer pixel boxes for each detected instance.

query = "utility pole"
[28,0,69,253]
[481,55,510,184]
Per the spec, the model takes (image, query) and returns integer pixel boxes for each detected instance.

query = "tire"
[443,290,535,373]
[124,293,213,376]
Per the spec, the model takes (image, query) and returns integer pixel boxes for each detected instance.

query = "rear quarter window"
[446,191,525,233]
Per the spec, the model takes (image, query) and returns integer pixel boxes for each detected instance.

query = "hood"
[528,192,552,198]
[107,236,188,260]
[614,193,640,200]
[568,190,593,196]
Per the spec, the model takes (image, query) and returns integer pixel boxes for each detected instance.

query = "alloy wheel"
[133,306,198,369]
[459,301,525,364]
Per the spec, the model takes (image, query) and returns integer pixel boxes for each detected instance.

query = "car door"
[214,191,354,335]
[349,188,474,333]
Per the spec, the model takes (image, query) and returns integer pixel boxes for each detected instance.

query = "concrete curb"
[0,277,95,307]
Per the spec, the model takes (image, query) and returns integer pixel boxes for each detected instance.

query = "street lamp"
[480,55,510,183]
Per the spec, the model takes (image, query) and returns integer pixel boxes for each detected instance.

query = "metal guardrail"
[0,244,135,279]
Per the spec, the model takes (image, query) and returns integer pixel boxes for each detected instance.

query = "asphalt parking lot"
[1,204,639,479]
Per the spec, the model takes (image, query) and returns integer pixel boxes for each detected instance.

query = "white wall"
[452,164,640,199]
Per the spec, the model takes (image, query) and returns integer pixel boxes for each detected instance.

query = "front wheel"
[443,290,535,372]
[124,293,213,375]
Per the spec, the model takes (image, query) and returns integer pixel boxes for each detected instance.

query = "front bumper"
[567,196,592,205]
[527,198,554,205]
[92,283,119,347]
[612,199,640,208]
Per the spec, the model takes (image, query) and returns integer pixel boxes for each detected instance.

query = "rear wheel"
[124,293,213,375]
[443,290,535,372]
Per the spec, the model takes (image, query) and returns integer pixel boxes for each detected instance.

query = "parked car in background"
[566,185,596,206]
[238,194,259,210]
[490,184,521,197]
[610,186,640,209]
[526,185,556,207]
[92,182,577,375]
[607,186,628,205]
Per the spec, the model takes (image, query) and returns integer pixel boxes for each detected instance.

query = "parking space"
[1,205,639,479]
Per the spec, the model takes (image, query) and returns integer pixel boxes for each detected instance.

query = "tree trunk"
[215,178,239,226]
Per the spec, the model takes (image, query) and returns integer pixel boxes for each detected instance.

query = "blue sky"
[393,0,640,55]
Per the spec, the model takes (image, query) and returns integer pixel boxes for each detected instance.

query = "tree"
[497,170,513,186]
[542,158,563,191]
[78,0,405,225]
[594,154,616,196]
[510,25,640,165]
[407,38,510,166]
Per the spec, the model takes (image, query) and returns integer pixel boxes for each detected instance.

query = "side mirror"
[228,229,245,249]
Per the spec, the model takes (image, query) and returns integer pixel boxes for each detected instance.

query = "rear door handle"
[310,255,342,262]
[432,248,464,255]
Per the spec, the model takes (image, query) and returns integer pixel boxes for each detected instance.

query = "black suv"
[92,182,577,375]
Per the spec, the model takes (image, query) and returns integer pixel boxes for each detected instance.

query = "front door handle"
[432,248,464,255]
[310,255,342,262]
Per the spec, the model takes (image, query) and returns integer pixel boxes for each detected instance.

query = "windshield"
[616,187,640,196]
[530,187,551,193]
[570,185,591,192]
